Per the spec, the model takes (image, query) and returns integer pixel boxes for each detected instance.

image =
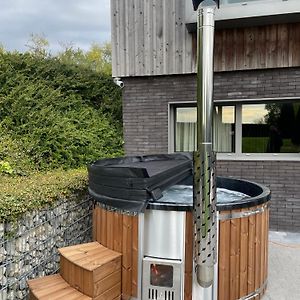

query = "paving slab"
[262,231,300,300]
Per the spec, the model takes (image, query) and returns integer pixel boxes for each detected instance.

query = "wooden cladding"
[213,23,300,72]
[184,205,269,300]
[112,0,300,77]
[218,206,269,300]
[184,212,194,300]
[93,206,138,299]
[111,0,194,77]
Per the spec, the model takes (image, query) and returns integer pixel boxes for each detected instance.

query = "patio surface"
[262,231,300,300]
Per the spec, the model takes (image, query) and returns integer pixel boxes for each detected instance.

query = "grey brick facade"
[122,68,300,232]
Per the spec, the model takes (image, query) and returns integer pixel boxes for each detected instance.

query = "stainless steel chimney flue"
[193,0,217,296]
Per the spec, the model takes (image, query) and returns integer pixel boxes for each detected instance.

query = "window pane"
[175,107,197,152]
[242,103,300,153]
[175,106,235,153]
[214,106,235,153]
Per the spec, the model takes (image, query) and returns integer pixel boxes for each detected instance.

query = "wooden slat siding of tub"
[92,208,97,241]
[239,208,249,298]
[122,215,132,300]
[96,207,102,244]
[254,209,262,300]
[260,208,266,297]
[131,216,139,297]
[184,212,194,300]
[219,215,231,300]
[113,212,123,253]
[107,211,115,249]
[100,208,107,246]
[218,204,269,300]
[92,206,138,299]
[248,208,256,296]
[229,210,240,300]
[265,208,270,292]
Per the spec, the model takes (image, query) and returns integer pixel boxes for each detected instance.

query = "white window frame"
[169,97,300,161]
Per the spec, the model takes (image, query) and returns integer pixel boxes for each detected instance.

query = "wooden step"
[28,274,91,300]
[59,242,122,299]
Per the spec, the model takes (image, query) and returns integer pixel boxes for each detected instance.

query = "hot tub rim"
[91,176,271,213]
[147,176,271,212]
[216,176,271,211]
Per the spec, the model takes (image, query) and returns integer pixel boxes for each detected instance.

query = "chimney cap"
[192,0,220,11]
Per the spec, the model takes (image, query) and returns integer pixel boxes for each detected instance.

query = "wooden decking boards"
[28,242,122,300]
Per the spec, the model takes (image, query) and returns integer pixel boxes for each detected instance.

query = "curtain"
[213,107,233,152]
[176,122,197,152]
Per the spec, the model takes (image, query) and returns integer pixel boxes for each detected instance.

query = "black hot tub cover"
[88,153,192,213]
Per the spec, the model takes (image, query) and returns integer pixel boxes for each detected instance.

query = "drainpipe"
[192,0,218,299]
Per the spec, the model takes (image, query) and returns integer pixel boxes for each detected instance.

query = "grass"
[0,168,88,223]
[242,137,300,153]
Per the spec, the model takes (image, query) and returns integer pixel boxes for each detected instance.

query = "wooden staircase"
[28,242,122,300]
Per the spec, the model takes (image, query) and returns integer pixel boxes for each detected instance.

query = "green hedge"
[0,52,123,171]
[0,169,88,223]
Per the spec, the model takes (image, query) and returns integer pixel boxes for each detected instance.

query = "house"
[110,0,300,232]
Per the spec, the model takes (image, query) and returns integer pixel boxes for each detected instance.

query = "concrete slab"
[262,231,300,300]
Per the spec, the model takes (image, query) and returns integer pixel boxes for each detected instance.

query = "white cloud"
[0,0,111,53]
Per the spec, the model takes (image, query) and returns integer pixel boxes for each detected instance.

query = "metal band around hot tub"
[218,202,270,221]
[238,280,267,300]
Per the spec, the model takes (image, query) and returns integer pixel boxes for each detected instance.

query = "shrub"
[0,129,34,174]
[0,52,123,170]
[0,169,88,222]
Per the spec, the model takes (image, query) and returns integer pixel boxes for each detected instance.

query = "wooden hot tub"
[88,155,270,300]
[91,176,270,300]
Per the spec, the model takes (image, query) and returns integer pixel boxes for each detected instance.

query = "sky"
[0,0,111,53]
[177,105,267,124]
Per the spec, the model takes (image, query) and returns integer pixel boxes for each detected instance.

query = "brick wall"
[122,68,300,232]
[217,160,300,232]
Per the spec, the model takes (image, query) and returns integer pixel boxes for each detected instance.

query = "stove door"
[142,257,183,300]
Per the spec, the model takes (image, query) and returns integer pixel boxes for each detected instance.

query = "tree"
[278,103,295,139]
[265,103,281,127]
[86,43,112,74]
[25,33,50,57]
[0,44,5,54]
[57,42,112,75]
[292,106,300,145]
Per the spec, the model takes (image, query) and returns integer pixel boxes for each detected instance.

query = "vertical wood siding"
[93,206,138,299]
[213,23,300,72]
[111,0,194,77]
[112,0,300,77]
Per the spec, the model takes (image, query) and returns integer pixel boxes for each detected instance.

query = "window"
[175,105,235,153]
[175,107,196,152]
[242,102,300,153]
[173,100,300,157]
[215,106,235,153]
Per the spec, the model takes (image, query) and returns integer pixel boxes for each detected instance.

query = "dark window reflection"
[242,102,300,153]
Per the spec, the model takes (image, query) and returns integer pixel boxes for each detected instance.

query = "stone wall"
[122,68,300,232]
[0,194,93,300]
